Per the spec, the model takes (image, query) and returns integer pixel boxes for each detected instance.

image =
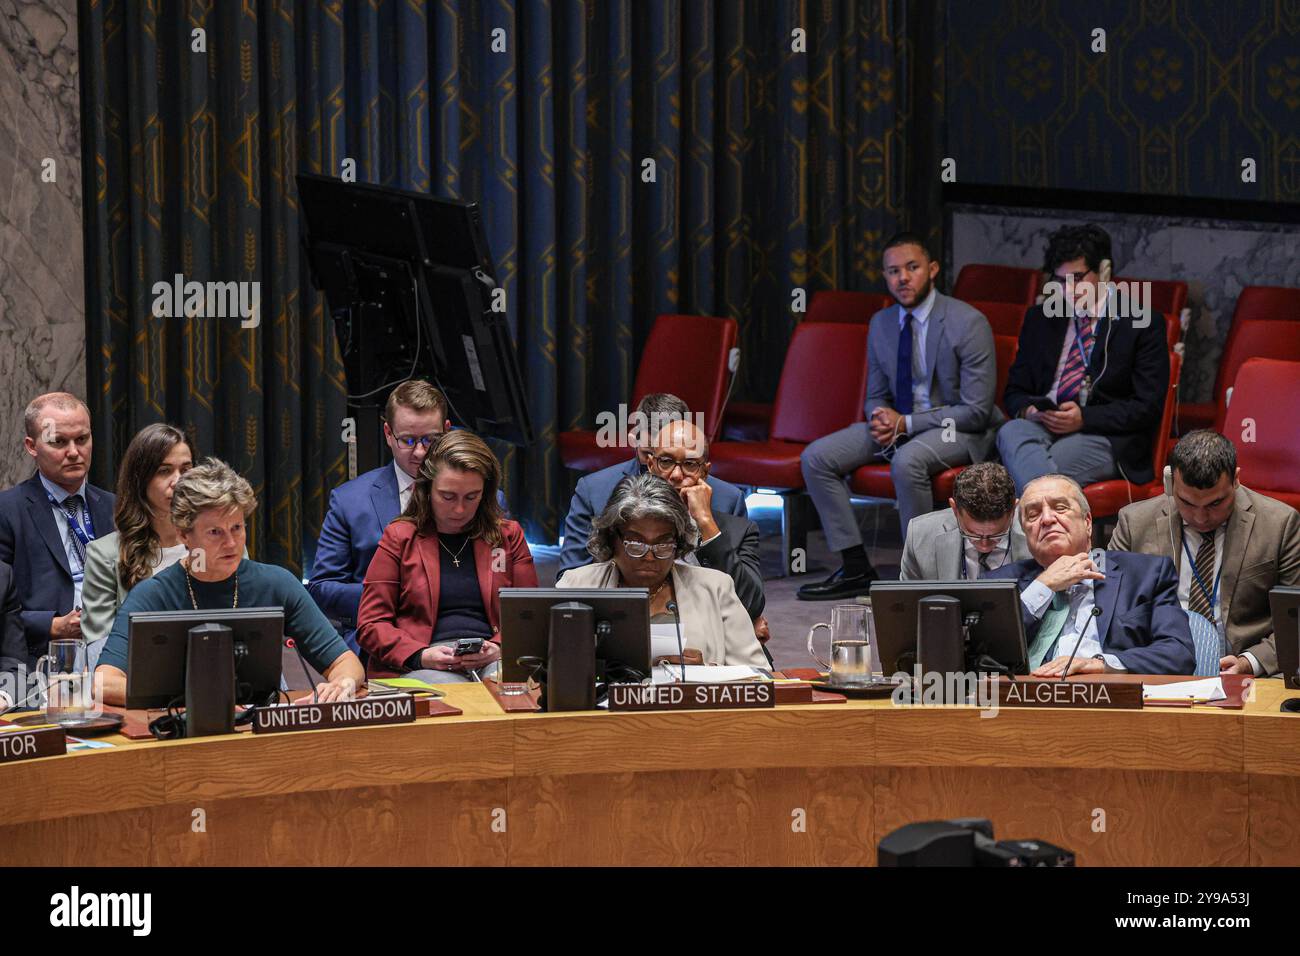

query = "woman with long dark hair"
[81,423,193,669]
[357,430,537,682]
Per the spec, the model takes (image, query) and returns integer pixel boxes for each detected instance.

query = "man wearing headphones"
[1111,430,1300,676]
[997,225,1170,494]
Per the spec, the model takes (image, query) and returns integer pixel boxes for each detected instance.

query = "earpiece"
[1163,465,1174,498]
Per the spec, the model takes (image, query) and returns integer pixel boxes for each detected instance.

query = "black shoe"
[796,566,879,601]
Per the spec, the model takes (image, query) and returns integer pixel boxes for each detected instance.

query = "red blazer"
[357,518,537,670]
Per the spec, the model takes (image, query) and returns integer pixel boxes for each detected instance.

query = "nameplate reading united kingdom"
[608,682,775,712]
[0,725,67,763]
[995,678,1142,710]
[251,694,417,734]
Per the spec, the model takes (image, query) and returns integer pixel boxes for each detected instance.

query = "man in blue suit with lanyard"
[0,393,116,666]
[308,380,510,652]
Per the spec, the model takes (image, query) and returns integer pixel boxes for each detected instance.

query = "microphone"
[1059,606,1103,681]
[667,577,687,683]
[285,638,318,703]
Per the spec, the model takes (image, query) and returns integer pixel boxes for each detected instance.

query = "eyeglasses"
[393,433,441,449]
[619,535,677,559]
[956,521,1012,545]
[648,454,705,477]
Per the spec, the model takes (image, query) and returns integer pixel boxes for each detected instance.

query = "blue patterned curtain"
[81,0,929,553]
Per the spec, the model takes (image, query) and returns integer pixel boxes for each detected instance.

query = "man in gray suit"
[899,462,1029,580]
[798,233,1004,600]
[1110,430,1300,676]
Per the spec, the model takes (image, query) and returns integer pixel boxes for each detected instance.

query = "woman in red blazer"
[357,430,536,681]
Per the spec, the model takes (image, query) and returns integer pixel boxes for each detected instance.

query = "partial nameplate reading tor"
[252,694,417,734]
[994,678,1143,710]
[0,725,68,764]
[608,681,775,712]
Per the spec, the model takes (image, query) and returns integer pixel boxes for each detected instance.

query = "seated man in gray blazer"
[558,392,747,577]
[1110,430,1300,676]
[799,232,1004,600]
[900,462,1029,581]
[646,417,765,620]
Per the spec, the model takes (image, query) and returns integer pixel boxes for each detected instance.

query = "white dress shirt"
[901,286,938,432]
[962,536,1010,580]
[39,472,90,608]
[1021,577,1126,671]
[394,461,416,513]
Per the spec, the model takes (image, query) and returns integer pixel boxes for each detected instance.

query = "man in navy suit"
[308,381,453,651]
[0,393,116,665]
[986,474,1194,676]
[0,560,28,712]
[557,393,748,577]
[997,224,1170,493]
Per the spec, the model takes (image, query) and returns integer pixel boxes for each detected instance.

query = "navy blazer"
[1,561,27,703]
[557,457,749,576]
[0,473,116,659]
[986,550,1195,675]
[1002,304,1170,484]
[306,463,508,649]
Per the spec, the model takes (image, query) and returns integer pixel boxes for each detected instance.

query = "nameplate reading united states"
[0,725,67,763]
[608,682,775,712]
[251,695,417,734]
[995,678,1143,710]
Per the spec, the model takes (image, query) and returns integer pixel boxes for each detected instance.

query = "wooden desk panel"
[2,683,1298,866]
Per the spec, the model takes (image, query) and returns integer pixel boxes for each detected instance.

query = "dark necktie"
[1057,317,1095,403]
[63,494,87,565]
[1187,531,1217,619]
[896,312,914,415]
[978,551,992,575]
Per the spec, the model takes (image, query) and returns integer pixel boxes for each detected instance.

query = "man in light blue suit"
[557,393,748,577]
[307,380,506,651]
[798,232,1004,600]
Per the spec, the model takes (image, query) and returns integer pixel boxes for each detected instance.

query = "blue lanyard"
[46,491,96,547]
[1181,531,1222,614]
[1072,316,1095,371]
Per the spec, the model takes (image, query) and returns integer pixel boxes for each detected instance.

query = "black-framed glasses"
[619,535,677,559]
[956,522,1012,545]
[648,454,706,477]
[394,433,441,449]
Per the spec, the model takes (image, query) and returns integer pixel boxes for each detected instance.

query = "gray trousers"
[996,418,1117,494]
[800,422,987,551]
[405,638,500,684]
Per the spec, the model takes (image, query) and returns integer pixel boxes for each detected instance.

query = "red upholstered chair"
[953,264,1041,305]
[721,291,892,441]
[1115,277,1188,318]
[1162,311,1181,350]
[807,290,894,324]
[1179,286,1300,433]
[966,300,1029,338]
[1083,351,1181,522]
[559,313,737,472]
[710,322,870,569]
[1221,358,1300,510]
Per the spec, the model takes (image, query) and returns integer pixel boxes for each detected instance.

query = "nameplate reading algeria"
[608,681,775,712]
[995,678,1143,710]
[0,725,67,764]
[251,694,417,734]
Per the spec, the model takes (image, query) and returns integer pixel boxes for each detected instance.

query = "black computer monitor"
[498,588,651,683]
[126,607,286,708]
[297,172,533,449]
[870,580,1029,676]
[1270,586,1300,690]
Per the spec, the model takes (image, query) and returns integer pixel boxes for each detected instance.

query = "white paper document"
[650,623,688,661]
[1141,677,1226,702]
[652,664,767,684]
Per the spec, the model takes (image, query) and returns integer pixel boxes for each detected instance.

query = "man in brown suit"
[1110,430,1300,676]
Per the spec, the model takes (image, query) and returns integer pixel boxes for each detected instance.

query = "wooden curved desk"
[3,681,1299,866]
